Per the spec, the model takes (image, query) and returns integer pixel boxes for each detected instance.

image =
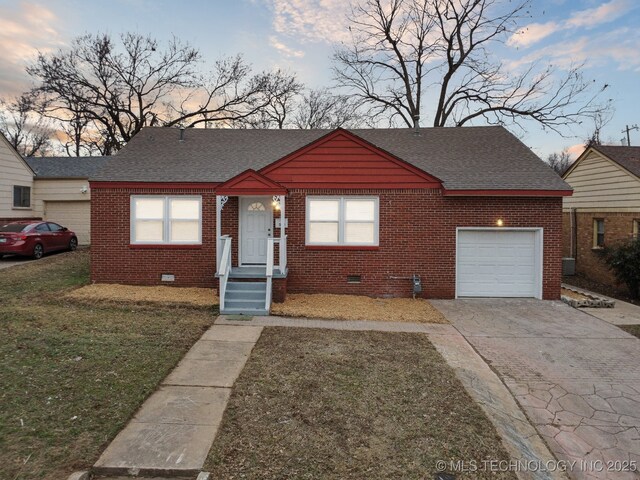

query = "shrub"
[601,239,640,298]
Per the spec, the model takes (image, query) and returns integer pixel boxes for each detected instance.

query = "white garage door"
[457,229,541,298]
[44,201,91,245]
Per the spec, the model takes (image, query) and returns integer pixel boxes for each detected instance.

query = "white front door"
[240,197,272,265]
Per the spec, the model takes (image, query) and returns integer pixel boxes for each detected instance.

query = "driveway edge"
[428,331,568,480]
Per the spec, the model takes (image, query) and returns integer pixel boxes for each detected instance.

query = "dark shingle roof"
[26,156,110,179]
[593,145,640,178]
[93,126,570,191]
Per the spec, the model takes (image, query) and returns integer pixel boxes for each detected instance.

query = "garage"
[456,228,542,298]
[44,201,91,245]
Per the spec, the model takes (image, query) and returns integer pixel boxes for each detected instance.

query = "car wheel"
[33,243,44,260]
[69,237,78,251]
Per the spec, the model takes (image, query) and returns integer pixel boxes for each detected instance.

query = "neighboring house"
[26,156,109,245]
[0,132,108,245]
[0,132,37,222]
[562,145,640,286]
[90,126,571,314]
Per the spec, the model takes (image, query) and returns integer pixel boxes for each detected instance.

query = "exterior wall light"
[496,218,504,227]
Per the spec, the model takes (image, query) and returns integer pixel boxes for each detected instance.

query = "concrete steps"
[221,280,268,316]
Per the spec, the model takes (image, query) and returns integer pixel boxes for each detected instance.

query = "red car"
[0,221,78,259]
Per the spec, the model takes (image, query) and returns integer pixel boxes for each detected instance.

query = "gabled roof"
[26,156,110,179]
[0,132,35,176]
[93,126,571,191]
[216,169,287,195]
[591,145,640,179]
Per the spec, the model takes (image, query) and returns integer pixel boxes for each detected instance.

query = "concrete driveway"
[432,299,640,480]
[0,255,35,270]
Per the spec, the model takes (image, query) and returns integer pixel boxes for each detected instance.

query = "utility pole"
[622,124,639,146]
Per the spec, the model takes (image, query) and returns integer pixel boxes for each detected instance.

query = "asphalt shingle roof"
[92,126,570,191]
[26,156,110,179]
[593,145,640,179]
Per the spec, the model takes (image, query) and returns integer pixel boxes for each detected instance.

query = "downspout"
[571,207,578,261]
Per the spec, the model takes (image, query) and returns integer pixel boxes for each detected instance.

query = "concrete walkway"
[433,299,640,480]
[564,283,640,326]
[217,314,562,480]
[93,325,263,477]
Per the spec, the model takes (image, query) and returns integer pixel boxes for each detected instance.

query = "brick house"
[90,127,571,314]
[562,145,640,287]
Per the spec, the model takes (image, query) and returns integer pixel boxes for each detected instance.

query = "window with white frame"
[131,196,201,244]
[306,196,378,246]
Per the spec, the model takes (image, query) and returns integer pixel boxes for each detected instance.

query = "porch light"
[272,195,282,211]
[496,218,504,227]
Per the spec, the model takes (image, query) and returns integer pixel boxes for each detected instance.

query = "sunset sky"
[0,0,638,159]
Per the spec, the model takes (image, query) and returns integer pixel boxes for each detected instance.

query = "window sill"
[129,244,202,249]
[305,245,379,251]
[12,206,32,210]
[592,246,604,251]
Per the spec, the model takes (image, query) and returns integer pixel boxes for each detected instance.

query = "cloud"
[567,143,586,159]
[508,0,635,49]
[269,0,352,44]
[269,36,305,58]
[0,2,65,96]
[508,21,559,47]
[566,0,631,29]
[509,27,640,72]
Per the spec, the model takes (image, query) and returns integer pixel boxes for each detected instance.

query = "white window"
[306,196,378,246]
[131,196,202,244]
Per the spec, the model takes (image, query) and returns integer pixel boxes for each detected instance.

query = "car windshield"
[0,224,29,233]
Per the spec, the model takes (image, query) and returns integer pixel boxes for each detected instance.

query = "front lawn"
[0,250,214,479]
[620,325,640,339]
[206,327,515,479]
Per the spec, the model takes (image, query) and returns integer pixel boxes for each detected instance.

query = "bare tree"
[293,89,363,129]
[233,71,304,128]
[333,0,609,133]
[546,150,572,175]
[584,108,615,147]
[0,93,51,156]
[27,33,301,153]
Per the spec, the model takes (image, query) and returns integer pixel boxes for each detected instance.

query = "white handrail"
[265,238,275,312]
[218,236,232,311]
[280,234,287,275]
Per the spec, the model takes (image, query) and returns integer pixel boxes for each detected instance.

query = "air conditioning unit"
[562,258,576,276]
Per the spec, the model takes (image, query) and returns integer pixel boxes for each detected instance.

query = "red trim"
[283,182,439,189]
[305,245,379,251]
[259,128,443,186]
[215,169,288,195]
[443,189,573,197]
[128,244,202,249]
[90,181,219,189]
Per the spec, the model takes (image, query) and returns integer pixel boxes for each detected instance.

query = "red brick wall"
[284,189,562,300]
[91,187,563,299]
[91,186,217,287]
[563,211,639,286]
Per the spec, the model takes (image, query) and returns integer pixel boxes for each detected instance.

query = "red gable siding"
[260,130,441,189]
[216,169,287,195]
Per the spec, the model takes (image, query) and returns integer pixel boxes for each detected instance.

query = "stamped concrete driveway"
[432,299,640,480]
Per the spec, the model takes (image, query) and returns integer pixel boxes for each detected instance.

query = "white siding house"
[0,133,36,220]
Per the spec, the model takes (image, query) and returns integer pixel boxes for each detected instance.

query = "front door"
[240,197,272,265]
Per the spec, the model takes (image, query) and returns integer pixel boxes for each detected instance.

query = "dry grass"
[271,293,448,323]
[561,287,590,301]
[206,328,515,479]
[66,283,218,307]
[0,251,214,479]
